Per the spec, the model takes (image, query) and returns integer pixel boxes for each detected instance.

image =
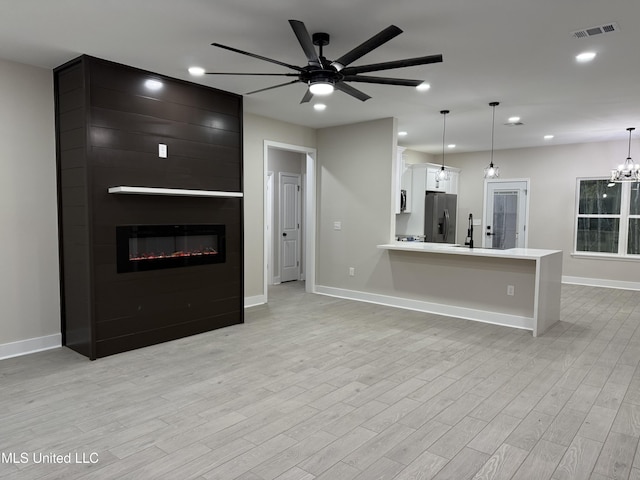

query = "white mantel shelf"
[108,186,243,198]
[377,241,563,337]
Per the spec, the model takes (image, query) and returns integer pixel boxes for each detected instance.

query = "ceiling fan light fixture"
[484,102,500,179]
[313,103,327,111]
[309,80,334,95]
[610,127,640,182]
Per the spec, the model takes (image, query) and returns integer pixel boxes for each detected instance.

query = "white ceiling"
[1,0,639,154]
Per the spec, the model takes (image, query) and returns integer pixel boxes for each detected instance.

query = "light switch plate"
[333,221,342,230]
[158,143,167,158]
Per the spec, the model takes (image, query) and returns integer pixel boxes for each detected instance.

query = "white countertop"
[377,242,562,260]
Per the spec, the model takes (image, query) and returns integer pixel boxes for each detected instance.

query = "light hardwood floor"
[1,282,639,479]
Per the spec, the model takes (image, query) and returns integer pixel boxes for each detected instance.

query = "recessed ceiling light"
[416,83,431,91]
[188,66,205,76]
[313,103,326,111]
[398,131,408,136]
[447,144,456,149]
[144,79,163,90]
[544,134,554,140]
[576,52,597,62]
[508,116,520,123]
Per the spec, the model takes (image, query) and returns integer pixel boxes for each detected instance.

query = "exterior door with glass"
[484,180,529,249]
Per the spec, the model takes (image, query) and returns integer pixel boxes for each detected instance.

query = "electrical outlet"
[507,285,515,296]
[349,267,355,277]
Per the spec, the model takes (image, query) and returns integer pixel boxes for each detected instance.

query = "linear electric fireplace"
[116,224,226,273]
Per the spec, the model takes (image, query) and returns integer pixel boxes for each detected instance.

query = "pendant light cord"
[628,127,635,159]
[440,110,449,168]
[491,106,496,165]
[489,101,499,166]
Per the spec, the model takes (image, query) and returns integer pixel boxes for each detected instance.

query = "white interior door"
[484,180,529,249]
[280,173,301,282]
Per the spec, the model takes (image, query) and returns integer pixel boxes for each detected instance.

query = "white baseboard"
[314,285,533,332]
[0,334,62,361]
[563,276,640,291]
[245,295,266,308]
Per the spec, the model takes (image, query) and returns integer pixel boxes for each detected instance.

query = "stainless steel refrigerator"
[424,191,457,243]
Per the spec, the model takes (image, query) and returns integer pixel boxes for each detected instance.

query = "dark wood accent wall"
[54,55,243,360]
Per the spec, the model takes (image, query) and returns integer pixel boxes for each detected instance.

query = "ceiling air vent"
[572,22,620,39]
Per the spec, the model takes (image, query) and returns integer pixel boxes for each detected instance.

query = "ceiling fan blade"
[212,43,304,72]
[205,72,299,76]
[300,89,314,104]
[332,25,403,70]
[341,54,443,75]
[334,82,371,102]
[245,79,301,95]
[289,20,322,67]
[342,75,422,87]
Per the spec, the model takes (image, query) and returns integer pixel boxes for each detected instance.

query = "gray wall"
[316,117,396,289]
[0,58,60,347]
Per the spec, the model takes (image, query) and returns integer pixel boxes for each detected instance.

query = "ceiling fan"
[201,19,443,103]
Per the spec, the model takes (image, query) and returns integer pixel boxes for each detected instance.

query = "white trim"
[244,295,267,308]
[314,285,533,332]
[570,252,640,262]
[264,141,317,304]
[266,171,275,285]
[563,275,640,291]
[0,334,62,360]
[108,186,243,197]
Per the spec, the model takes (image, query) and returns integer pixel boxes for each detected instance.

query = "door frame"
[482,178,530,248]
[264,141,317,303]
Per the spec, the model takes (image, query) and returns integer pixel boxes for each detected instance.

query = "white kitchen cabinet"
[394,146,415,214]
[426,165,459,194]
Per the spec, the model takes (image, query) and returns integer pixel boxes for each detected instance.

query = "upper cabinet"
[426,165,459,194]
[425,165,459,194]
[394,147,409,214]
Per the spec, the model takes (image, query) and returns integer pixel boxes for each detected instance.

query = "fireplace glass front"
[116,224,225,273]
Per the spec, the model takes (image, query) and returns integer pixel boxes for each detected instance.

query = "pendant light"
[484,102,500,179]
[438,110,450,181]
[610,127,640,182]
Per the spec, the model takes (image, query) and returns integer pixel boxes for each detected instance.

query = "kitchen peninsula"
[377,242,562,336]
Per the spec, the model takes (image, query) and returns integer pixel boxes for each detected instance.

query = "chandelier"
[610,127,640,182]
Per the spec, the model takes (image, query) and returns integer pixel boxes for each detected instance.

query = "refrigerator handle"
[443,209,450,242]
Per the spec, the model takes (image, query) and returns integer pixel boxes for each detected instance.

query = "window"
[575,178,640,256]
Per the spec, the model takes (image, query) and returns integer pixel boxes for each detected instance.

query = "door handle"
[282,232,287,237]
[443,210,450,242]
